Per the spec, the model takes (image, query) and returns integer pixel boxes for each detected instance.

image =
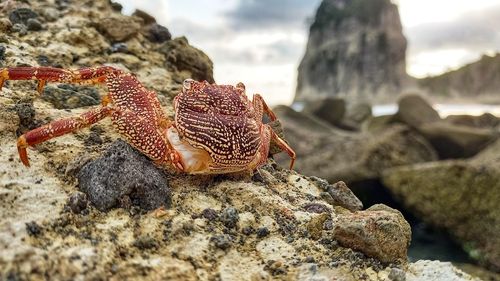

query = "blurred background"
[115,0,500,276]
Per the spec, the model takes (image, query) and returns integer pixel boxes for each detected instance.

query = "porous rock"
[42,84,101,109]
[78,140,171,211]
[97,15,142,42]
[333,204,411,263]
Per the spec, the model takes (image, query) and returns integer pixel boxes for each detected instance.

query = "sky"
[116,0,500,105]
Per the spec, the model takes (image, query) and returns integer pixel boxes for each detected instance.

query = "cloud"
[407,4,500,53]
[224,0,321,29]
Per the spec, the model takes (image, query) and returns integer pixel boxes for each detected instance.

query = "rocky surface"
[0,0,486,280]
[274,105,437,183]
[383,139,500,271]
[295,0,410,102]
[419,53,500,102]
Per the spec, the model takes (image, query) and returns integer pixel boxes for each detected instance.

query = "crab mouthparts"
[166,127,212,173]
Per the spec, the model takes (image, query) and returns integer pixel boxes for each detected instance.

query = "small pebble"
[388,268,406,281]
[12,23,27,36]
[26,221,42,236]
[201,208,218,221]
[26,18,42,31]
[109,0,123,12]
[220,207,239,229]
[110,42,128,53]
[37,55,51,66]
[147,24,171,43]
[256,227,270,238]
[242,226,254,236]
[133,236,158,250]
[9,8,38,25]
[67,192,88,214]
[210,235,231,250]
[0,45,5,60]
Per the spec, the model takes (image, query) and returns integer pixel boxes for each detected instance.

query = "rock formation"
[295,0,409,103]
[419,53,500,100]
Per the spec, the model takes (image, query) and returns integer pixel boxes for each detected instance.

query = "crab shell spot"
[166,127,213,173]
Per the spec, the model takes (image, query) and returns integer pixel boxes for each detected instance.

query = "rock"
[147,24,172,43]
[406,260,481,281]
[220,207,239,229]
[42,84,101,109]
[97,15,142,42]
[9,8,38,25]
[25,221,43,236]
[418,54,500,99]
[362,114,396,132]
[274,106,437,183]
[0,45,5,60]
[295,0,410,102]
[78,140,171,211]
[11,23,27,36]
[418,121,497,158]
[40,8,60,22]
[340,102,373,130]
[382,139,500,270]
[158,37,214,83]
[109,42,129,53]
[445,113,499,129]
[302,97,346,126]
[311,178,363,211]
[132,9,156,25]
[66,192,89,214]
[333,204,411,263]
[395,94,441,128]
[26,18,42,31]
[0,18,12,33]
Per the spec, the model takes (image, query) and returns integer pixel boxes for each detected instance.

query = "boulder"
[96,15,142,42]
[302,97,346,126]
[394,94,441,128]
[445,113,499,129]
[274,105,437,184]
[382,139,500,271]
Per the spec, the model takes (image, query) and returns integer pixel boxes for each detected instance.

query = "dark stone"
[77,140,171,211]
[11,23,27,36]
[110,42,128,53]
[210,235,231,250]
[303,203,331,214]
[132,9,156,25]
[0,45,5,60]
[26,18,42,31]
[310,178,363,212]
[395,94,441,128]
[303,97,346,127]
[42,84,100,109]
[147,24,171,43]
[133,236,158,250]
[56,0,71,9]
[201,208,218,221]
[109,0,123,12]
[220,207,239,229]
[256,227,270,238]
[26,221,42,236]
[242,226,254,235]
[36,55,51,66]
[14,101,41,136]
[9,8,38,25]
[67,192,88,214]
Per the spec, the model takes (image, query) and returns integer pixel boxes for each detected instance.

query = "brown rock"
[334,204,411,263]
[97,15,142,42]
[395,94,441,128]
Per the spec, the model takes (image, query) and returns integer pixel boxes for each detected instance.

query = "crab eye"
[236,82,245,91]
[183,79,195,91]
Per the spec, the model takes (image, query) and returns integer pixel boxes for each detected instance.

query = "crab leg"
[252,94,277,121]
[0,66,121,94]
[266,125,296,169]
[17,106,113,166]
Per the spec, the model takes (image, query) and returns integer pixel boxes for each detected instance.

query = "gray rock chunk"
[303,97,346,127]
[97,15,142,42]
[395,94,441,128]
[78,140,171,211]
[9,8,39,25]
[42,84,100,109]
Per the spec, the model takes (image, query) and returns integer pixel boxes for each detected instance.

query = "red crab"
[0,66,295,174]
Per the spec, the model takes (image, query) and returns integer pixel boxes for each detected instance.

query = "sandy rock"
[78,140,171,211]
[334,204,411,263]
[382,139,500,270]
[96,15,142,42]
[406,260,481,281]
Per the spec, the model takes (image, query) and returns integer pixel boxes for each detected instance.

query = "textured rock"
[42,84,101,109]
[445,113,499,129]
[78,140,171,211]
[334,204,411,263]
[159,36,214,83]
[382,139,500,271]
[406,260,481,281]
[96,15,142,42]
[296,0,410,102]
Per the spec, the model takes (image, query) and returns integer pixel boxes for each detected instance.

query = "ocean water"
[373,103,500,117]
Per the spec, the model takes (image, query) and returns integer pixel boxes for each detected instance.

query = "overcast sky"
[117,0,500,105]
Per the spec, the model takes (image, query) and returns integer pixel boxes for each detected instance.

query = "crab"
[0,66,296,174]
